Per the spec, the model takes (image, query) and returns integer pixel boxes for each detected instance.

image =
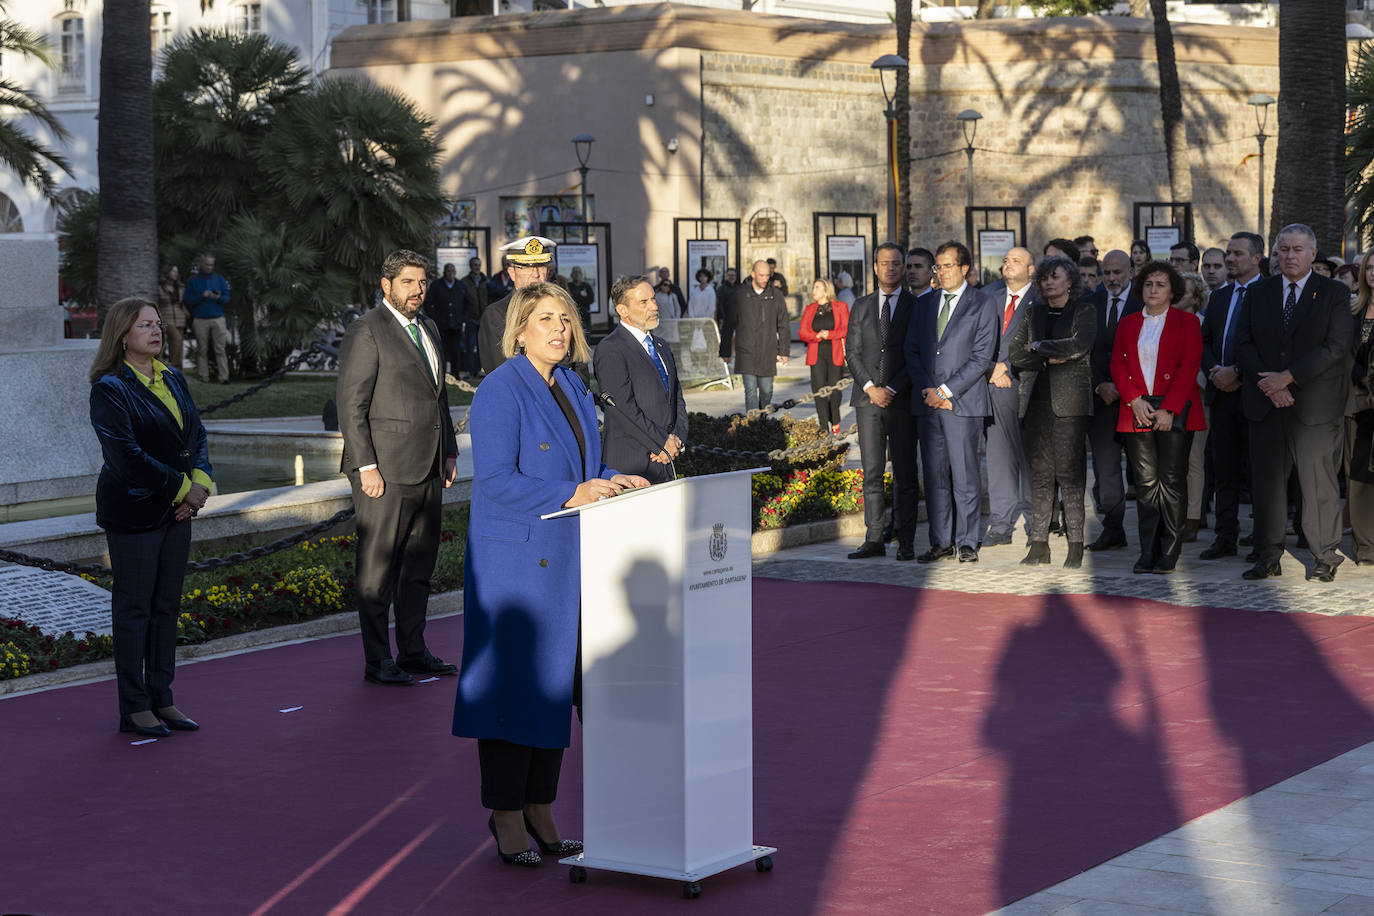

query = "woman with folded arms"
[1110,261,1206,574]
[89,297,212,737]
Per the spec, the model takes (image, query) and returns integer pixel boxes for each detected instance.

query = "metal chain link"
[682,376,857,462]
[198,342,329,415]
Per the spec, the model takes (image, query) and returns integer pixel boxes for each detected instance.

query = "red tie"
[1002,293,1019,333]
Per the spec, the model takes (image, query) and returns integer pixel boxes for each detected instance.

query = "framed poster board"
[976,229,1016,287]
[435,246,476,273]
[826,235,868,297]
[1146,226,1181,255]
[558,243,601,315]
[686,239,728,286]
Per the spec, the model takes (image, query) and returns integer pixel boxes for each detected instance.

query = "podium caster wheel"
[682,882,702,899]
[755,856,773,873]
[569,866,587,884]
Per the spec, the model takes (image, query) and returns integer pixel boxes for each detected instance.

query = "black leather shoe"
[958,546,979,563]
[848,541,885,560]
[1021,541,1051,565]
[1153,555,1178,574]
[895,543,915,562]
[1087,532,1127,551]
[119,714,171,738]
[1063,542,1084,569]
[1306,561,1336,583]
[398,652,457,676]
[1133,558,1155,574]
[524,812,583,855]
[982,531,1013,547]
[364,659,416,686]
[488,815,540,866]
[917,545,955,563]
[1199,541,1236,560]
[156,710,200,731]
[1242,560,1282,580]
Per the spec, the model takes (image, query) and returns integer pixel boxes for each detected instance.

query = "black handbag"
[1134,395,1190,430]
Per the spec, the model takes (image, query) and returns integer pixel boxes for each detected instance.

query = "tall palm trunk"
[975,0,996,18]
[895,0,912,249]
[97,0,157,328]
[1270,0,1345,251]
[1148,0,1192,236]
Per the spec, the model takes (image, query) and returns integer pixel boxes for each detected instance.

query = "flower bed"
[752,468,881,530]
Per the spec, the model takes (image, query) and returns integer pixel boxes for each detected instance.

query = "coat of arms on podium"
[709,523,728,561]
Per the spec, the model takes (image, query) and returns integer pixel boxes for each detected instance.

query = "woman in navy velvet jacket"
[89,297,212,738]
[453,283,648,866]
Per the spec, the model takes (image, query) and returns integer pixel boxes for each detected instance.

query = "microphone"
[596,391,677,480]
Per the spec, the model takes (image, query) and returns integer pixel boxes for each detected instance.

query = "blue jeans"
[741,374,774,412]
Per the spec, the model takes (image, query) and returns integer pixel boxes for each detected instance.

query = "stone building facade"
[331,3,1279,312]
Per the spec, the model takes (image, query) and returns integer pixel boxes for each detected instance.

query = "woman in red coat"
[1110,261,1207,574]
[799,278,850,435]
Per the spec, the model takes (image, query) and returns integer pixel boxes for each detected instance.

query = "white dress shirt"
[1136,309,1169,396]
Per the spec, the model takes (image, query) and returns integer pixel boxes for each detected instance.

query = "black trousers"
[1250,411,1344,566]
[106,521,192,716]
[438,328,463,379]
[1088,402,1127,538]
[1024,400,1089,543]
[350,469,441,666]
[1347,410,1374,563]
[1126,428,1193,564]
[1206,390,1248,544]
[810,359,843,429]
[478,739,565,811]
[855,400,918,546]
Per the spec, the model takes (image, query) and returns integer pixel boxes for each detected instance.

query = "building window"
[234,3,262,33]
[0,193,23,234]
[748,207,787,245]
[150,8,173,63]
[366,0,396,23]
[55,14,85,93]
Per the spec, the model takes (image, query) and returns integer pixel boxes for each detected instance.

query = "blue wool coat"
[453,356,617,749]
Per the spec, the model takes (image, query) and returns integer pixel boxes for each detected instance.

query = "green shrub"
[677,411,848,477]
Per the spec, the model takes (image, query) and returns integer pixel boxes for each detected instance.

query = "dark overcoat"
[452,356,618,749]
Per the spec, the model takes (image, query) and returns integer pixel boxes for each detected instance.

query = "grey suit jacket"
[336,305,459,484]
[903,284,999,418]
[983,281,1040,373]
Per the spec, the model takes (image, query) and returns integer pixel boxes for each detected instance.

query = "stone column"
[0,234,103,510]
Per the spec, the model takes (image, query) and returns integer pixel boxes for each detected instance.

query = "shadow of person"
[982,593,1181,906]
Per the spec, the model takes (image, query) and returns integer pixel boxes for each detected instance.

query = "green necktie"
[408,322,436,386]
[937,292,955,338]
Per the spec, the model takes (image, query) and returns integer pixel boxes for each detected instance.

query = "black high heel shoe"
[119,714,170,738]
[487,814,540,866]
[523,812,583,855]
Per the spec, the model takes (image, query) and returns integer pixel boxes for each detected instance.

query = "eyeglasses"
[133,321,166,331]
[1168,256,1192,265]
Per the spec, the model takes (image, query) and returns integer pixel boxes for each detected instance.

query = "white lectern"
[543,467,776,899]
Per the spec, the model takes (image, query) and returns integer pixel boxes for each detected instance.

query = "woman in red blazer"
[800,278,850,435]
[1110,261,1206,574]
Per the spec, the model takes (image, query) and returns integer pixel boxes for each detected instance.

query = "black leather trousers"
[1125,428,1193,564]
[1023,398,1089,543]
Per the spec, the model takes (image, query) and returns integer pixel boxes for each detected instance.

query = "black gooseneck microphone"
[596,391,677,481]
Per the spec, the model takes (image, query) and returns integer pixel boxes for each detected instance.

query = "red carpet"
[4,580,1374,915]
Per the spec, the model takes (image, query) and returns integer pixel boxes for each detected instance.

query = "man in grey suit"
[1234,223,1353,582]
[337,250,460,686]
[905,240,999,563]
[982,246,1037,546]
[593,275,688,485]
[846,242,920,560]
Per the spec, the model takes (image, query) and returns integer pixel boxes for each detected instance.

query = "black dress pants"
[478,739,565,811]
[1125,429,1192,564]
[856,401,918,546]
[810,359,843,430]
[1207,390,1248,544]
[350,469,441,666]
[1088,402,1127,537]
[438,328,463,379]
[1024,399,1089,543]
[106,521,193,716]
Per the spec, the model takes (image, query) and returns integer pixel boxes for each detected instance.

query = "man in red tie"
[982,247,1037,546]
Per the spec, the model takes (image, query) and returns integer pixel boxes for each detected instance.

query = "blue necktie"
[645,335,670,393]
[1222,284,1244,365]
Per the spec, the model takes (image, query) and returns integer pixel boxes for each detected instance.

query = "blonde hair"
[1355,250,1374,317]
[89,297,159,383]
[812,278,836,303]
[1177,272,1208,314]
[502,282,591,364]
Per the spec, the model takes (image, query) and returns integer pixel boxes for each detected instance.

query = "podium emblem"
[709,522,728,561]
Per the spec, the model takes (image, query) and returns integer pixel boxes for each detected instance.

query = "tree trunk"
[975,0,997,19]
[97,0,157,329]
[1270,0,1345,251]
[1148,0,1192,236]
[895,0,912,249]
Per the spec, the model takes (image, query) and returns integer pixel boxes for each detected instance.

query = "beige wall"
[332,3,1279,293]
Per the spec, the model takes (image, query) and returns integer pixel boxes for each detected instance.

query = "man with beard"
[478,236,554,376]
[336,249,460,686]
[593,275,688,485]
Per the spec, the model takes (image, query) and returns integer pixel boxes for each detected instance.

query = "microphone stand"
[596,391,677,480]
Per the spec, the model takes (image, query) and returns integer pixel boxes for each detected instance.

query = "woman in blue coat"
[454,282,648,866]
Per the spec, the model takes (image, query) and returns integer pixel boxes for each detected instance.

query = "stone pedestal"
[0,235,102,506]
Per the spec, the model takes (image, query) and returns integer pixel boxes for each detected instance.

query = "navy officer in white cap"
[478,236,555,376]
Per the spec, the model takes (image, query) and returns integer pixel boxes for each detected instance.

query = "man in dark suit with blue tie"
[593,275,688,485]
[1198,231,1265,559]
[981,246,1038,546]
[1086,249,1143,551]
[846,242,920,560]
[1233,223,1353,582]
[905,240,1000,563]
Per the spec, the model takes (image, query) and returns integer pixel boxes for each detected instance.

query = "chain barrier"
[198,342,332,415]
[682,376,858,462]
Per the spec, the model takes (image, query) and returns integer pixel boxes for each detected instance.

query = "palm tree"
[97,0,157,323]
[1147,0,1192,235]
[1347,43,1374,249]
[0,0,72,198]
[1270,0,1345,251]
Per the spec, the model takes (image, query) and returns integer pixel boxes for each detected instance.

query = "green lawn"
[186,375,474,420]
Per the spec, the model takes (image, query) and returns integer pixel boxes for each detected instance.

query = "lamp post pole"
[1246,94,1273,240]
[956,109,982,210]
[871,55,907,242]
[572,133,595,224]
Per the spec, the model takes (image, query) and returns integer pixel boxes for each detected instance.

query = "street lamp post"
[1246,94,1274,240]
[956,109,983,210]
[871,54,907,241]
[571,133,595,224]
